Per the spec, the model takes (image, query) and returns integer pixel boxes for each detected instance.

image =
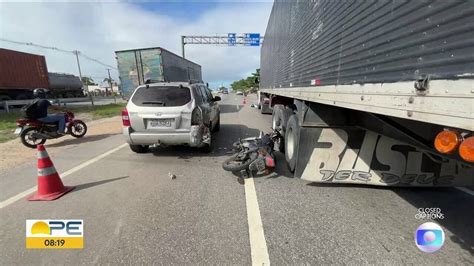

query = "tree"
[81,76,96,85]
[230,68,260,93]
[103,77,113,84]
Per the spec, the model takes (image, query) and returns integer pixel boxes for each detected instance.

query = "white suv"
[122,81,220,153]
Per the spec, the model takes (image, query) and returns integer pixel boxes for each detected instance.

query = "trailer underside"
[260,93,474,187]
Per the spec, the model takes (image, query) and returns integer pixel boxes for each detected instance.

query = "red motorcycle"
[15,111,87,148]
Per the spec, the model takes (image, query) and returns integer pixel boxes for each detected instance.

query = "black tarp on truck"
[261,0,474,88]
[115,47,202,99]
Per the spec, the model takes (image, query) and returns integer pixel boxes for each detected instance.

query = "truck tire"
[130,144,149,153]
[272,105,293,153]
[285,114,300,173]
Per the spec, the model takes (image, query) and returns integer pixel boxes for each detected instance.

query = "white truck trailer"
[259,0,474,186]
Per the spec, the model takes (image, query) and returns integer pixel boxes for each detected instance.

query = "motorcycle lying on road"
[222,128,283,177]
[15,111,87,148]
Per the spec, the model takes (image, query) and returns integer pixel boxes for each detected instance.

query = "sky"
[0,0,273,89]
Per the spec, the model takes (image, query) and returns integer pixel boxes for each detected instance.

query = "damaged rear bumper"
[123,125,210,147]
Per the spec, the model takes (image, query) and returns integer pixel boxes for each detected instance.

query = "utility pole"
[181,36,185,58]
[74,50,94,106]
[106,68,116,103]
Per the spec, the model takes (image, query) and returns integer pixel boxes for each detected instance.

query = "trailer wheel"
[272,104,292,153]
[285,114,300,173]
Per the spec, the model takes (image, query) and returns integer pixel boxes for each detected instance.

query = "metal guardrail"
[1,97,117,113]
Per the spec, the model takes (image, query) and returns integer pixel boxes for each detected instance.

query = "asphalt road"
[0,93,473,264]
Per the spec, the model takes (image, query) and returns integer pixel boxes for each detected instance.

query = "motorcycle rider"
[32,89,66,134]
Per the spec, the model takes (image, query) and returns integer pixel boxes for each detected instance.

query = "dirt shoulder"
[0,116,122,172]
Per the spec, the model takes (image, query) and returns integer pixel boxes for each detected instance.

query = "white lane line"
[237,104,240,111]
[456,187,474,197]
[244,177,270,265]
[0,143,128,209]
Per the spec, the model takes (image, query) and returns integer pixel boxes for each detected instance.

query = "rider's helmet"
[33,88,48,99]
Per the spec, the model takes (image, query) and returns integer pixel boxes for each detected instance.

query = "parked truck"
[0,48,49,100]
[115,47,202,99]
[0,48,84,100]
[259,0,474,187]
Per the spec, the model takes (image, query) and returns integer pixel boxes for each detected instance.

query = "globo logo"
[415,222,445,253]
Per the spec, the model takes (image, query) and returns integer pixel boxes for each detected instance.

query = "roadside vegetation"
[0,103,126,143]
[230,68,260,93]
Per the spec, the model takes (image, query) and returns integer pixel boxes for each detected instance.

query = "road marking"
[456,187,474,196]
[244,177,270,265]
[0,143,128,209]
[237,104,240,111]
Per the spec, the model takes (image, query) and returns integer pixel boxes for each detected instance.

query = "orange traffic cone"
[242,98,247,104]
[27,144,74,201]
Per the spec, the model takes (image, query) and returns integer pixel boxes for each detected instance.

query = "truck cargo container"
[0,49,84,100]
[259,0,474,187]
[115,47,202,99]
[0,48,49,100]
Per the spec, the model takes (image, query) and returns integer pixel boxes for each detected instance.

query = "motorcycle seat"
[17,118,35,123]
[17,118,57,125]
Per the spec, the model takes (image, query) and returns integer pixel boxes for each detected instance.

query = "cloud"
[0,1,272,88]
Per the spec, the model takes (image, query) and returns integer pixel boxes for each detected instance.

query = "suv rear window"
[131,86,191,107]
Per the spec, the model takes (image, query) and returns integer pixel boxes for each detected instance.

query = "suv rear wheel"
[213,116,220,132]
[130,144,149,153]
[201,129,212,153]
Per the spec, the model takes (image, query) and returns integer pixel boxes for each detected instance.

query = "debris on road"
[169,172,176,180]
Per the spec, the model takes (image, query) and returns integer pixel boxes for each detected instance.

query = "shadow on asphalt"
[392,187,474,256]
[46,133,117,147]
[73,176,129,193]
[305,181,474,255]
[150,124,261,158]
[219,104,244,114]
[305,182,394,189]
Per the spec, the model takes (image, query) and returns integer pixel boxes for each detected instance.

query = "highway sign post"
[181,34,263,58]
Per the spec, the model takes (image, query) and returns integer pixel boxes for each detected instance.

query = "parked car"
[122,81,221,153]
[236,91,244,95]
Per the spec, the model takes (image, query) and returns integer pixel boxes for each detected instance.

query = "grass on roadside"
[0,112,23,131]
[0,103,126,143]
[67,103,126,119]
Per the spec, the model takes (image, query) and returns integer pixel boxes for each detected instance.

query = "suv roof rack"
[144,79,164,84]
[188,79,203,84]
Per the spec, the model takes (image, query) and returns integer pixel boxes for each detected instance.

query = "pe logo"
[415,222,445,253]
[26,219,83,249]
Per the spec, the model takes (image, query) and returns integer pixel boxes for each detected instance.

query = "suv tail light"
[191,107,203,125]
[122,109,131,126]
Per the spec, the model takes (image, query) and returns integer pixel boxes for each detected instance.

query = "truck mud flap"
[295,127,474,187]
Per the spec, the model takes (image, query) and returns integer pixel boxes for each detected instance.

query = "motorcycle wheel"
[70,121,87,138]
[222,153,256,172]
[20,128,46,149]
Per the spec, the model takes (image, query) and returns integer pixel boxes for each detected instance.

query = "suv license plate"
[149,119,172,128]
